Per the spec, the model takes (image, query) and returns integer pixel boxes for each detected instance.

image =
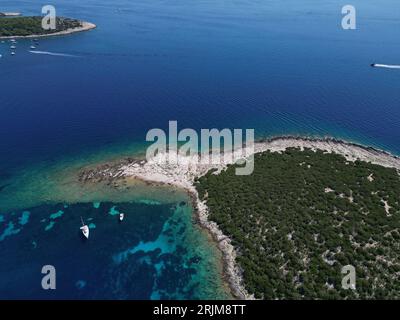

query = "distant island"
[0,16,96,39]
[0,12,21,17]
[77,136,400,299]
[196,148,400,299]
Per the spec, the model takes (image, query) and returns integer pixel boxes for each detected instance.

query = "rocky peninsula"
[77,136,400,299]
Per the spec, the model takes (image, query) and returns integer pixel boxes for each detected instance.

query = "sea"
[0,0,399,299]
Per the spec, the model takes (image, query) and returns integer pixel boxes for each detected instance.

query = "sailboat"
[119,213,124,222]
[80,216,89,239]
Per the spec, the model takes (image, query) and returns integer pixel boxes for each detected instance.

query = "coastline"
[0,21,96,39]
[77,136,400,299]
[0,12,21,17]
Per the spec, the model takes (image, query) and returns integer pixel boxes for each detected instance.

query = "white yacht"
[11,52,15,56]
[80,217,89,239]
[119,213,124,222]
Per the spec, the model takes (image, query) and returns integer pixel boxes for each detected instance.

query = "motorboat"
[80,217,89,239]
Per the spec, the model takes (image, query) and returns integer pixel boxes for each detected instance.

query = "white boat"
[30,45,36,49]
[119,213,124,221]
[10,45,16,49]
[11,52,15,56]
[80,217,89,239]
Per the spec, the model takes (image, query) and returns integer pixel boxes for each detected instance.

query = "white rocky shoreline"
[78,136,400,300]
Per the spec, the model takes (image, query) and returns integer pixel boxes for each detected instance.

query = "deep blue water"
[0,0,400,299]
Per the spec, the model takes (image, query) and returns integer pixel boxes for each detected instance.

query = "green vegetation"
[195,148,400,299]
[0,16,82,37]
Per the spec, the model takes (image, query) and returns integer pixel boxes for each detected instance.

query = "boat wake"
[371,63,400,69]
[28,50,79,58]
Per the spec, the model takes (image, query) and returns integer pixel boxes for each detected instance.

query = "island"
[77,137,400,299]
[196,147,400,299]
[0,16,96,39]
